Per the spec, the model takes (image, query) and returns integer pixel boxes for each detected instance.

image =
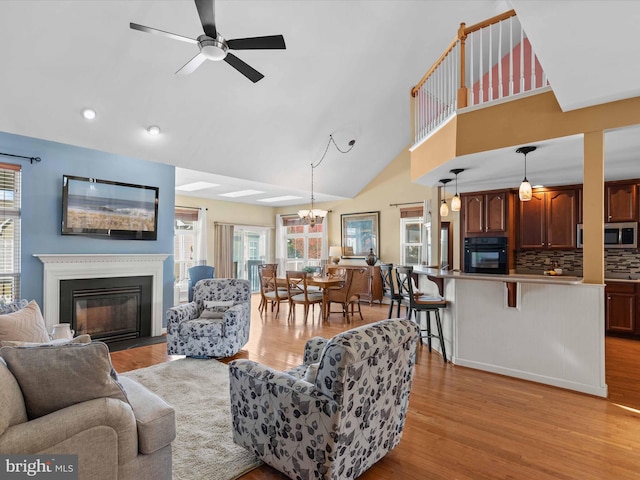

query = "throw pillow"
[0,341,128,419]
[0,298,29,315]
[0,300,50,344]
[0,334,91,348]
[203,300,235,313]
[199,310,225,320]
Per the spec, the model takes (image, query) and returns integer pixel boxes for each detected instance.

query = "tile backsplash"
[516,249,640,275]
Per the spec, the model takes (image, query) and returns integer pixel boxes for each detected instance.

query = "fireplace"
[60,276,152,343]
[34,254,168,337]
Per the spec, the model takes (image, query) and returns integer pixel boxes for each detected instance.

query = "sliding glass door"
[233,227,270,292]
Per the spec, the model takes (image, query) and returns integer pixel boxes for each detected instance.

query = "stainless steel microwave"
[576,222,638,249]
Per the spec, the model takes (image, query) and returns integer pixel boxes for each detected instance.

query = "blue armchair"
[187,265,215,302]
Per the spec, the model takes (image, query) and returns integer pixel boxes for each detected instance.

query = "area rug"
[121,358,262,480]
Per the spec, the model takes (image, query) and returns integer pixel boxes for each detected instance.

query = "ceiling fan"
[130,0,286,82]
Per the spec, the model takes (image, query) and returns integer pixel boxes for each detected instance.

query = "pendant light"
[298,134,356,225]
[516,146,536,202]
[449,168,465,212]
[439,178,452,217]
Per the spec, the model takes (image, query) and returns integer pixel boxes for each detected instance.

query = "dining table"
[277,275,344,322]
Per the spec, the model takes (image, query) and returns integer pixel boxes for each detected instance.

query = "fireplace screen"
[60,276,152,343]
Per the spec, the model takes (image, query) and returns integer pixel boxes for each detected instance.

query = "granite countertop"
[412,266,640,284]
[412,266,584,285]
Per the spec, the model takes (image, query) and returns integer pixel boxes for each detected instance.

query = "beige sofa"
[0,344,176,480]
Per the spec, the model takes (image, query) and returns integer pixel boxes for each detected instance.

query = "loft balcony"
[410,10,548,146]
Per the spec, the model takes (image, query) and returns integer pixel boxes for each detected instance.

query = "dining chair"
[379,263,407,318]
[396,265,448,363]
[325,269,354,320]
[345,267,369,322]
[258,268,289,316]
[286,270,323,323]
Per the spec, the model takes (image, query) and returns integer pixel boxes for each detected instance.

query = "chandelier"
[298,134,356,225]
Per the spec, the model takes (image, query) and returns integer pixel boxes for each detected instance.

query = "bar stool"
[396,266,448,363]
[379,263,407,318]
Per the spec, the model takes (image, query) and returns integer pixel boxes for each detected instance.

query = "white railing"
[412,10,548,145]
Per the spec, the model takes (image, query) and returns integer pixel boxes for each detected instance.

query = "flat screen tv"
[62,175,159,240]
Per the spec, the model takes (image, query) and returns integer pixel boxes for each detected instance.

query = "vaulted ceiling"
[0,1,638,204]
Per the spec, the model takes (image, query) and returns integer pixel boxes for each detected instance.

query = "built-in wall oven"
[463,237,508,274]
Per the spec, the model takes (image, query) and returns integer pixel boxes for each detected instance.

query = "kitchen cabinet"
[462,190,508,236]
[605,182,637,222]
[518,188,577,249]
[605,282,637,334]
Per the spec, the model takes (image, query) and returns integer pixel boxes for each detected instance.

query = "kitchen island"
[413,267,607,397]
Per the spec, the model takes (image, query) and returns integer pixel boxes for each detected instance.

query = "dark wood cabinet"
[325,265,382,305]
[462,190,508,236]
[518,188,577,249]
[605,282,637,334]
[605,182,637,222]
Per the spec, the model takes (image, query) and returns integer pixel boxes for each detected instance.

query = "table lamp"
[329,246,342,265]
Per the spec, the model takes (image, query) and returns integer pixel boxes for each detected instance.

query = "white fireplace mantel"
[34,254,169,336]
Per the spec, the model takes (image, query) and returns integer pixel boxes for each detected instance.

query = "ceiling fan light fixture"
[199,35,228,61]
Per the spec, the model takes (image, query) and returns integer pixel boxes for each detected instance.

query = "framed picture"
[341,211,380,259]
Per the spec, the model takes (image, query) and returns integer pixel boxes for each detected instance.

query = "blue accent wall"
[0,131,175,327]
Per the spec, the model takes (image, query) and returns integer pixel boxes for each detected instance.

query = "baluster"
[530,35,536,90]
[470,33,475,105]
[452,49,456,111]
[498,19,503,99]
[479,28,484,104]
[509,16,513,96]
[520,23,524,93]
[488,23,493,101]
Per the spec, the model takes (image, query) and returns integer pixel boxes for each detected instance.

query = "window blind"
[400,206,423,218]
[0,162,21,301]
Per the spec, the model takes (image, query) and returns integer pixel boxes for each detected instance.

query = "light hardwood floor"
[111,296,640,480]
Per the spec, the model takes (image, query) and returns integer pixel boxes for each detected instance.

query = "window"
[283,216,324,271]
[174,208,198,289]
[399,205,428,266]
[0,163,21,301]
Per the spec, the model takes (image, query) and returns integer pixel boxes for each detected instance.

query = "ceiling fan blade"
[130,22,198,44]
[224,53,264,83]
[176,53,208,75]
[227,35,286,50]
[194,0,217,38]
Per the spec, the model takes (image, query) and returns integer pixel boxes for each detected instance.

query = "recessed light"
[82,108,96,120]
[147,125,161,136]
[258,195,303,203]
[532,184,544,189]
[219,190,265,198]
[175,181,219,192]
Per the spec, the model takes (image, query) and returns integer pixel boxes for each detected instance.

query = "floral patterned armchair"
[166,278,251,358]
[228,318,420,480]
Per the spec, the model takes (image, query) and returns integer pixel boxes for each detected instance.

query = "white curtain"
[275,214,286,274]
[195,207,208,265]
